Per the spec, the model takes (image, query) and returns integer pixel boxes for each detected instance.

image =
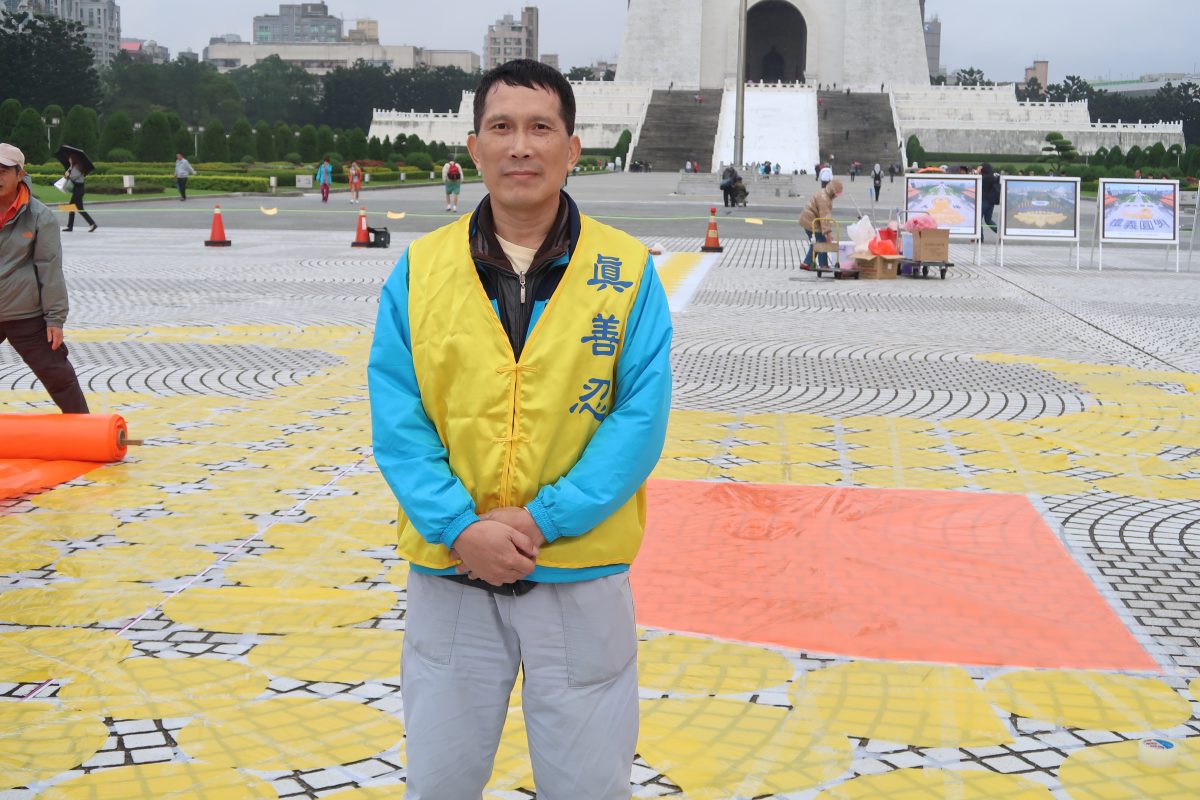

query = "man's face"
[467,83,580,214]
[0,164,23,200]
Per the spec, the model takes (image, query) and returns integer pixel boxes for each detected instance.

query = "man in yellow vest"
[368,59,672,799]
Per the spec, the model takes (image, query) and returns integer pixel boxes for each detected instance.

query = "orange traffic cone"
[204,205,231,247]
[701,206,723,253]
[351,206,370,248]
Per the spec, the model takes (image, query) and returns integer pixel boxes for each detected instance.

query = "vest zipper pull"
[519,272,527,304]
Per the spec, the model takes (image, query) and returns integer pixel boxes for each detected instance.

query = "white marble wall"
[619,0,929,90]
[368,83,654,151]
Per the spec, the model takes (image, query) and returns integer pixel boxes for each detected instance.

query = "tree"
[136,111,174,162]
[954,67,993,87]
[906,134,925,166]
[1125,145,1144,169]
[9,107,49,164]
[173,127,193,158]
[1015,77,1044,102]
[227,117,255,161]
[1041,132,1077,170]
[42,103,65,151]
[1144,141,1166,169]
[297,124,318,162]
[566,66,592,82]
[368,135,383,161]
[316,124,336,157]
[321,60,393,130]
[1046,75,1094,104]
[254,121,276,162]
[614,129,632,162]
[199,119,228,162]
[226,55,320,126]
[345,127,368,160]
[102,57,245,127]
[0,98,20,140]
[274,122,295,162]
[0,10,100,110]
[59,104,98,155]
[1105,146,1124,168]
[99,111,135,160]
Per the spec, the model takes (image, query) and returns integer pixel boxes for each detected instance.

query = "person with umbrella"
[57,145,98,233]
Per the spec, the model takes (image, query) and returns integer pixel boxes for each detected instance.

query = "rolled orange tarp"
[0,414,128,462]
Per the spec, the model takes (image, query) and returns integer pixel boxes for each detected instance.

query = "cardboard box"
[854,254,901,280]
[914,228,950,262]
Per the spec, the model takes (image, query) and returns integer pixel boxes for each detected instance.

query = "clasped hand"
[450,506,546,586]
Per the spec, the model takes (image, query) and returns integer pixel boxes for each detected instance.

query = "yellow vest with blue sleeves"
[399,212,650,570]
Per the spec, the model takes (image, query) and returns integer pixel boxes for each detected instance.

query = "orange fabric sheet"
[633,480,1157,671]
[0,459,100,499]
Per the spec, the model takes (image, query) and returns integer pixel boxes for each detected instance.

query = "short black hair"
[473,58,576,136]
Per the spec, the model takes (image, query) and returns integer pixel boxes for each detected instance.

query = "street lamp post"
[189,125,204,157]
[44,116,59,151]
[733,0,748,169]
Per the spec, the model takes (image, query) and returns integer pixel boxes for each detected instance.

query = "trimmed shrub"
[403,151,434,171]
[284,151,303,165]
[105,148,135,163]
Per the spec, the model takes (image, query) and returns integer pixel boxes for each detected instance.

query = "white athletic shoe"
[452,205,457,212]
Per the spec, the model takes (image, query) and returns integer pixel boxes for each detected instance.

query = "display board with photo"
[1099,179,1179,244]
[904,175,981,238]
[1000,177,1081,240]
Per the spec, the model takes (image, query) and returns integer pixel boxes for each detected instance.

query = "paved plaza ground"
[1,172,1199,799]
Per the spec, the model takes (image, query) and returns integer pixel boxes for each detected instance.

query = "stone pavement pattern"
[1,219,1199,799]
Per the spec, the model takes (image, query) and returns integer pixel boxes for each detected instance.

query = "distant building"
[254,2,341,44]
[119,36,170,64]
[203,40,479,75]
[540,53,559,71]
[1092,73,1200,98]
[178,49,199,63]
[344,18,379,44]
[483,6,538,71]
[923,15,943,79]
[588,59,617,80]
[1024,60,1049,88]
[16,0,121,66]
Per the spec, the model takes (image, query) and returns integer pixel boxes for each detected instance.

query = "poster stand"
[1095,179,1182,273]
[998,176,1082,269]
[903,174,982,265]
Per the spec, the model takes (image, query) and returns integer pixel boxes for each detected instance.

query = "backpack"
[447,163,461,181]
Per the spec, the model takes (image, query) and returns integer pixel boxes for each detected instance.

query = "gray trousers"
[402,571,638,799]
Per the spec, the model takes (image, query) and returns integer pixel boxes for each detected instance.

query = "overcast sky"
[118,0,1200,83]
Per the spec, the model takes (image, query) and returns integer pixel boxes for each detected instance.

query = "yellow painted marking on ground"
[223,551,383,589]
[1059,737,1200,800]
[0,703,108,791]
[638,635,795,695]
[163,587,395,634]
[816,768,1054,799]
[986,670,1193,731]
[638,697,853,797]
[38,763,279,800]
[60,657,268,719]
[56,544,216,582]
[246,629,404,683]
[791,662,1013,748]
[655,252,705,297]
[178,697,405,771]
[0,629,132,683]
[0,580,163,626]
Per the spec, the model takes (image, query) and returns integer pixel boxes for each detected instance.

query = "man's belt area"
[440,573,538,596]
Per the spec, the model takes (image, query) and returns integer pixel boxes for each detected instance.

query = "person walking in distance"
[368,59,672,800]
[442,157,463,212]
[0,144,89,413]
[174,153,196,201]
[314,157,333,203]
[871,163,883,202]
[61,152,97,233]
[348,160,364,204]
[980,163,1001,236]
